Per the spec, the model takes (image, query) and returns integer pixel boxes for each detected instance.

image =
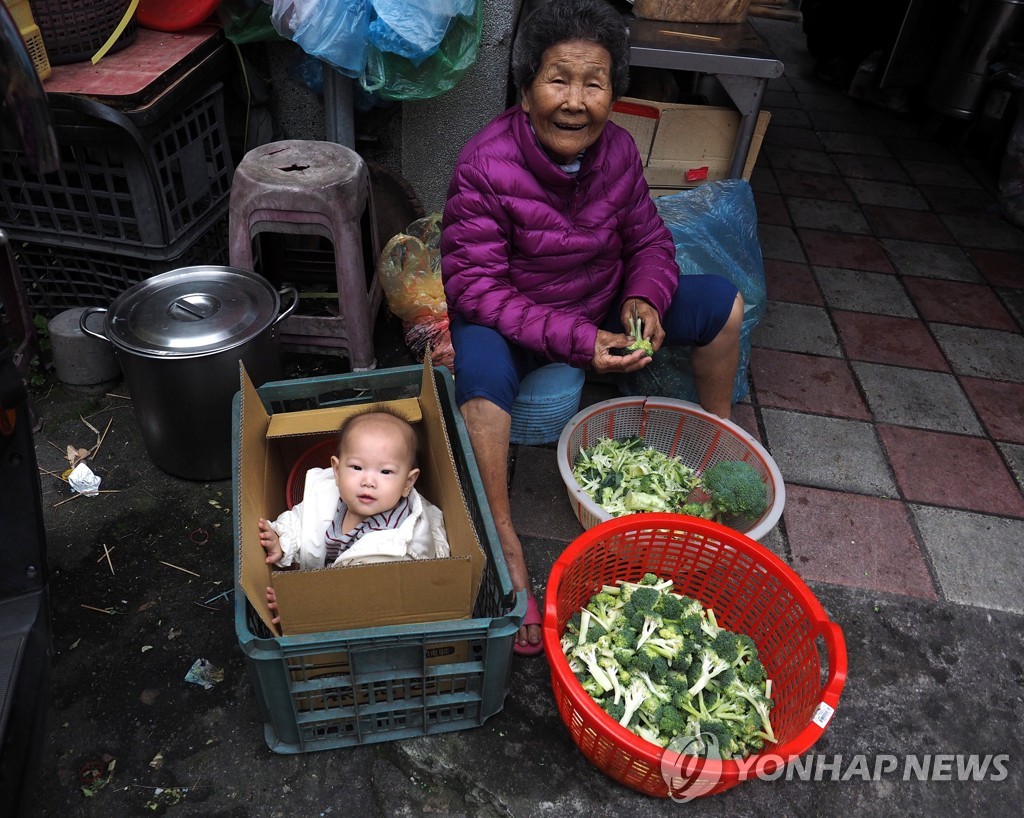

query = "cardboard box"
[237,358,486,637]
[611,97,770,195]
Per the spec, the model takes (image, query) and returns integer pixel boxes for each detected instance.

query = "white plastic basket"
[556,396,785,540]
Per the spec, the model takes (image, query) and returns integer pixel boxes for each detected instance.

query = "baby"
[258,406,449,624]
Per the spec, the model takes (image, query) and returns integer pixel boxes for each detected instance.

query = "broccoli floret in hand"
[626,315,654,357]
[700,460,769,520]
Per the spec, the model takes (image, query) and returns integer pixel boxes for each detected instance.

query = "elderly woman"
[441,0,743,655]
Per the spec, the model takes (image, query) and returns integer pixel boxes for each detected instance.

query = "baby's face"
[331,418,419,523]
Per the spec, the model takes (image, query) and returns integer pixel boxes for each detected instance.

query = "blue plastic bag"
[360,0,482,101]
[619,179,767,404]
[369,0,476,64]
[271,0,371,78]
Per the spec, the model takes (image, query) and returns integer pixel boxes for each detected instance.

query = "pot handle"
[273,286,300,326]
[79,307,109,343]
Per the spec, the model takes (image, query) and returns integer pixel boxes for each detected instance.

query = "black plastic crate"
[10,206,229,318]
[30,0,137,65]
[0,74,233,252]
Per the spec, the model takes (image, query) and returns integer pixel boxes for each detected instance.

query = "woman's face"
[521,39,614,165]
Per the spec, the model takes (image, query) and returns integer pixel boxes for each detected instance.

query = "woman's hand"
[621,298,665,352]
[592,329,652,374]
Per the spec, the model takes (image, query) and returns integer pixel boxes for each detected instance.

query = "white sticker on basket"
[812,702,835,728]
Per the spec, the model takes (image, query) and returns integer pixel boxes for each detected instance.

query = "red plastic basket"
[543,513,846,799]
[284,437,338,508]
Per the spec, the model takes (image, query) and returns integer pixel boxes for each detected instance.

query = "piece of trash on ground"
[184,658,224,690]
[79,756,116,797]
[68,462,102,496]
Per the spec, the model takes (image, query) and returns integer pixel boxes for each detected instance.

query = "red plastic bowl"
[137,0,220,32]
[543,513,847,799]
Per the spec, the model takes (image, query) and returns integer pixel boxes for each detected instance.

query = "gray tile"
[510,445,584,542]
[852,362,983,435]
[809,111,877,134]
[814,267,916,316]
[758,223,806,263]
[1000,442,1024,492]
[999,287,1024,328]
[786,197,870,233]
[901,160,983,189]
[761,408,899,497]
[940,214,1024,252]
[762,145,839,175]
[832,154,911,183]
[911,505,1024,614]
[879,239,982,281]
[796,91,860,113]
[819,131,892,156]
[930,324,1024,381]
[766,107,813,128]
[846,178,929,211]
[752,301,841,356]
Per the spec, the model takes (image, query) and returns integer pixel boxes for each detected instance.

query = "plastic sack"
[369,0,476,64]
[378,214,454,367]
[361,0,482,100]
[218,0,283,43]
[271,0,370,78]
[620,179,767,404]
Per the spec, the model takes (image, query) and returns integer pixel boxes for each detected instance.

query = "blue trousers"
[450,274,738,412]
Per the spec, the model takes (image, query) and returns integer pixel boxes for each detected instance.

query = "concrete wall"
[400,1,523,214]
[263,1,523,216]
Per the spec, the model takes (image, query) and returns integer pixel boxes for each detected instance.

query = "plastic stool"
[228,140,382,370]
[510,363,586,446]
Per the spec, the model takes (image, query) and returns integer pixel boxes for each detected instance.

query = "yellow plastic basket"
[4,0,51,80]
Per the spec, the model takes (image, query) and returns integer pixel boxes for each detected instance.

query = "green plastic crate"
[232,364,523,753]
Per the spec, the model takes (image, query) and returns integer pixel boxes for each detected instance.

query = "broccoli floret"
[711,630,740,664]
[626,316,655,357]
[573,643,615,694]
[738,656,768,686]
[628,585,661,613]
[655,592,684,620]
[732,680,777,744]
[610,624,639,651]
[619,679,648,728]
[602,698,626,723]
[735,633,758,665]
[700,460,768,520]
[681,500,716,519]
[687,648,731,697]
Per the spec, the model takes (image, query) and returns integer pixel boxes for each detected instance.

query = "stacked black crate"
[0,39,236,319]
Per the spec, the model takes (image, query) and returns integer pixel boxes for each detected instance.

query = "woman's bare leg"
[692,292,744,419]
[459,396,540,649]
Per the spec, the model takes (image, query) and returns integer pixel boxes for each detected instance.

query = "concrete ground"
[21,16,1024,818]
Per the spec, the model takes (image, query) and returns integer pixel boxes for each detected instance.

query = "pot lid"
[105,266,280,357]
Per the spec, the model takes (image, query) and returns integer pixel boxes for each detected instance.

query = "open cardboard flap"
[612,97,770,190]
[238,358,486,636]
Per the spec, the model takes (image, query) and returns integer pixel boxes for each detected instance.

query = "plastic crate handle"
[48,91,172,243]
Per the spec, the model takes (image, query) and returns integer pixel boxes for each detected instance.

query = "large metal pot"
[81,266,297,481]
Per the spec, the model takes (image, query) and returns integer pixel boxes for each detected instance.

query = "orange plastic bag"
[377,213,454,367]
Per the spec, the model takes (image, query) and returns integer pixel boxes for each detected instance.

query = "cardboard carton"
[237,359,486,637]
[611,97,770,195]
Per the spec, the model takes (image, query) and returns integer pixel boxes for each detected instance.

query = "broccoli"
[687,648,731,697]
[562,571,776,762]
[700,460,768,521]
[619,679,648,727]
[626,315,654,357]
[738,656,769,686]
[573,644,615,694]
[681,501,716,519]
[711,630,740,664]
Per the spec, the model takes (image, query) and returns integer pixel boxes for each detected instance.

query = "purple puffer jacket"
[440,106,679,369]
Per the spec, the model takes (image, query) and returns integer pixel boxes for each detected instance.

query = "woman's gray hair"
[511,0,630,100]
